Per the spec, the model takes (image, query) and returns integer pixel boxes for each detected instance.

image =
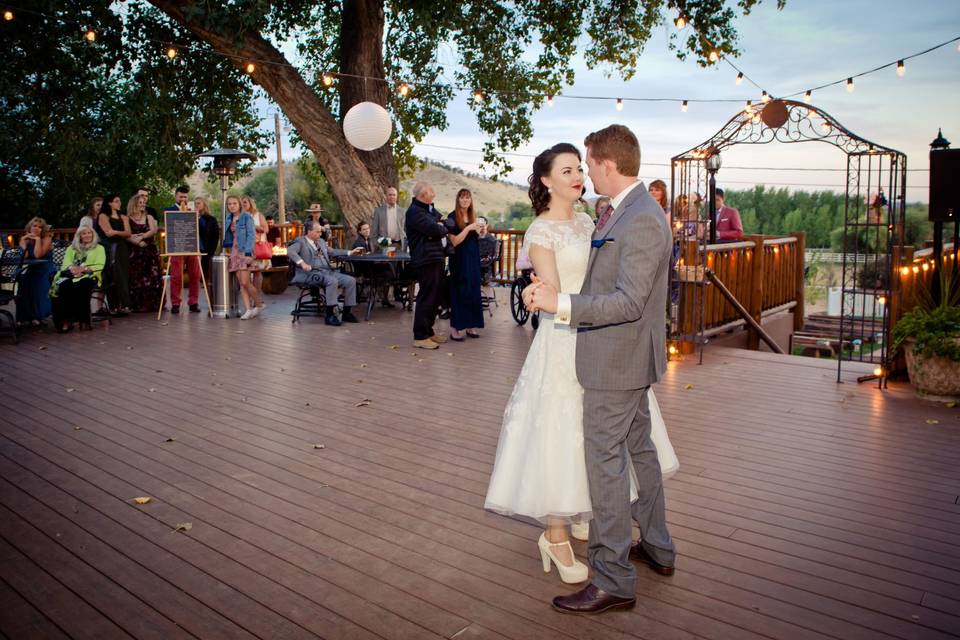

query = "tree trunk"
[148,0,386,236]
[340,0,397,192]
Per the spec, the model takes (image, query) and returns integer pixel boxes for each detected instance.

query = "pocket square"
[591,237,615,249]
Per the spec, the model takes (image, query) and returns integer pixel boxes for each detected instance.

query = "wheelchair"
[510,268,540,330]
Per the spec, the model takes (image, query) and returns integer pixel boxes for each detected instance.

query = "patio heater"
[928,129,957,304]
[197,148,256,318]
[705,150,722,245]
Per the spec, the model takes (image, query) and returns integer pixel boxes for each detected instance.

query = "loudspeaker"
[929,148,960,222]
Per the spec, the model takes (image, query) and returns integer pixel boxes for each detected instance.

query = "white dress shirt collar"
[609,180,643,211]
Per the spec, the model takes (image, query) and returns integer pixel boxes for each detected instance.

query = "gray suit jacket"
[287,235,335,284]
[371,204,405,250]
[569,182,672,390]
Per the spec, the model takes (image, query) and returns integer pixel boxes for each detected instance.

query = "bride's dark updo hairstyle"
[528,143,581,216]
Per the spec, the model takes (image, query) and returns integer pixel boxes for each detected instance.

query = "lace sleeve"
[522,219,554,252]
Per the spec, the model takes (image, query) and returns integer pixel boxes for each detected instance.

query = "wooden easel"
[157,252,213,319]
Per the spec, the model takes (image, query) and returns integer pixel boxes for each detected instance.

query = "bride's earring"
[547,187,552,193]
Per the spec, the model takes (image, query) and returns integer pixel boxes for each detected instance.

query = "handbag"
[254,240,273,260]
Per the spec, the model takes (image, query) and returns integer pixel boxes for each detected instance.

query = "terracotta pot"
[903,338,960,402]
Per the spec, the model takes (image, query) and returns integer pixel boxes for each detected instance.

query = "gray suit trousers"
[300,269,357,308]
[583,386,675,598]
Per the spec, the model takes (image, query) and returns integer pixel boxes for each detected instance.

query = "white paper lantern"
[342,101,392,151]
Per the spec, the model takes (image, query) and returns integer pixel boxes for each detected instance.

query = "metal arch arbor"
[669,99,907,387]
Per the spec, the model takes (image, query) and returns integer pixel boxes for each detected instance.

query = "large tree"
[146,0,783,233]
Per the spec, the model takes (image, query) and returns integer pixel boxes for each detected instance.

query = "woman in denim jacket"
[223,195,263,319]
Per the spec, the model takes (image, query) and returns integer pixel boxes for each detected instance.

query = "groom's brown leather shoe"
[552,584,636,615]
[630,543,675,576]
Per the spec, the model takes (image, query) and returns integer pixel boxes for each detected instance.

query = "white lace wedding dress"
[484,212,678,524]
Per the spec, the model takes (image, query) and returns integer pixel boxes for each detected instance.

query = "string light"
[761,90,770,103]
[804,90,812,103]
[321,72,334,86]
[166,47,177,59]
[615,98,623,111]
[735,72,743,85]
[846,77,854,92]
[744,99,753,113]
[85,29,96,42]
[3,9,13,20]
[681,100,688,112]
[900,266,910,276]
[675,15,686,29]
[473,89,483,103]
[896,60,905,77]
[398,82,410,97]
[709,49,720,63]
[873,367,883,377]
[245,62,255,74]
[546,94,554,107]
[912,265,920,274]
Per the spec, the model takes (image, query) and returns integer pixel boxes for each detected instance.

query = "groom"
[526,124,676,614]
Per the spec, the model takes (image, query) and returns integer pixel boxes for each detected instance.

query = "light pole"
[706,150,723,245]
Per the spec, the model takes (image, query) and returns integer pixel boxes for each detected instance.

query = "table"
[330,249,412,320]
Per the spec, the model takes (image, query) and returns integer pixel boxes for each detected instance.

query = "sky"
[262,0,960,203]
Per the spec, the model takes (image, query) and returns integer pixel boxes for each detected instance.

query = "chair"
[291,284,327,323]
[0,248,27,343]
[479,236,501,317]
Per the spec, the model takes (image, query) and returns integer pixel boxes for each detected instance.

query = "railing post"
[792,232,805,332]
[746,235,765,350]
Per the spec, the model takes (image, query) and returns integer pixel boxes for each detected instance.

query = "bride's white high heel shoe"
[570,522,589,541]
[538,533,589,584]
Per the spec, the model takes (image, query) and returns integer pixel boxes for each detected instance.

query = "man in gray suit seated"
[288,220,359,326]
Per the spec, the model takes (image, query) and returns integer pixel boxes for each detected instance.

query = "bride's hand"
[522,279,542,310]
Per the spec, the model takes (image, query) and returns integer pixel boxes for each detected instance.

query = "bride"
[484,143,677,584]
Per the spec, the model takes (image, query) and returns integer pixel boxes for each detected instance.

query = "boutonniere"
[591,237,616,249]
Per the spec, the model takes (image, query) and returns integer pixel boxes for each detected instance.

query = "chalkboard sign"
[163,211,200,256]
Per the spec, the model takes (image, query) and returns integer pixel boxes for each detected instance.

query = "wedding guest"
[371,186,405,250]
[305,203,327,226]
[445,189,483,340]
[223,195,261,320]
[97,193,132,314]
[649,179,669,215]
[15,217,54,326]
[50,224,105,332]
[195,196,220,284]
[288,220,359,326]
[83,197,102,227]
[405,181,448,349]
[714,188,744,241]
[125,193,163,312]
[352,221,373,253]
[266,215,282,246]
[477,216,499,275]
[135,186,160,220]
[163,185,201,313]
[594,197,612,224]
[241,195,267,312]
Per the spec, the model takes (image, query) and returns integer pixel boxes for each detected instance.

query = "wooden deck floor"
[1,289,959,640]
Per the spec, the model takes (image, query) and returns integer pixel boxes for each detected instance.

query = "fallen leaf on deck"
[73,426,82,431]
[312,443,326,449]
[38,346,48,351]
[125,346,133,350]
[684,384,694,390]
[164,437,176,443]
[354,379,364,384]
[155,370,163,373]
[98,341,105,345]
[280,368,286,372]
[65,388,75,393]
[305,402,311,406]
[946,402,957,409]
[242,396,248,402]
[133,497,152,505]
[174,522,192,532]
[417,359,424,363]
[926,419,940,425]
[148,388,157,393]
[447,353,454,357]
[224,356,231,360]
[160,322,168,326]
[389,344,400,350]
[355,399,371,407]
[359,363,367,368]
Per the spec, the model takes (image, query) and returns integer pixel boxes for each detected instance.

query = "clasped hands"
[522,275,558,314]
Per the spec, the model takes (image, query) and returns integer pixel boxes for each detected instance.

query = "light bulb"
[85,29,96,42]
[681,100,688,112]
[675,15,686,28]
[546,94,553,108]
[709,50,719,63]
[398,82,410,97]
[322,72,334,86]
[166,47,177,59]
[245,62,255,74]
[873,367,883,377]
[761,91,770,103]
[896,60,905,77]
[804,90,812,103]
[615,98,623,111]
[900,267,910,276]
[3,10,13,20]
[735,72,743,85]
[846,77,854,92]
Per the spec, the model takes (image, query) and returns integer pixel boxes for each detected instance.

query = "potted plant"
[892,270,960,401]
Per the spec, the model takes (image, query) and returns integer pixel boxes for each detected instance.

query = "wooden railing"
[677,234,805,349]
[891,242,956,331]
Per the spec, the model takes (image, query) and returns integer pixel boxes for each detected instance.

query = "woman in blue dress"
[16,217,55,326]
[444,188,484,340]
